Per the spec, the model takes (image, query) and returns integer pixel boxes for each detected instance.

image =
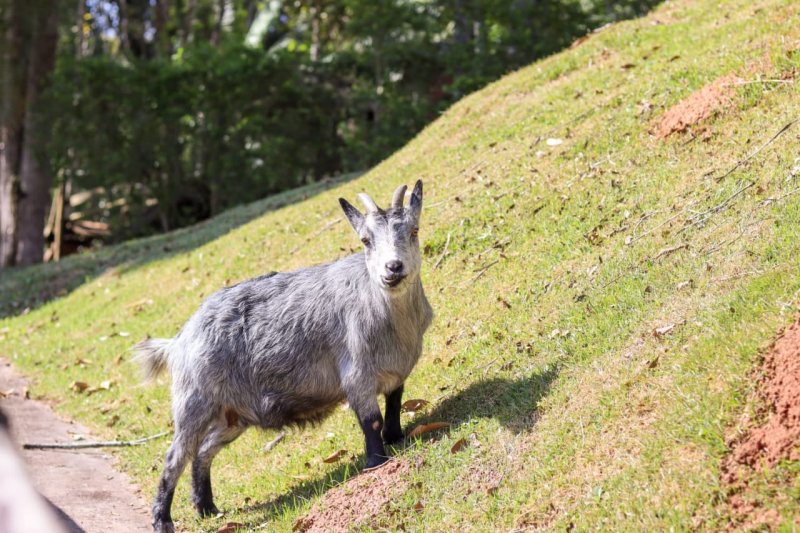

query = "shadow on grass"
[0,174,360,320]
[233,365,559,527]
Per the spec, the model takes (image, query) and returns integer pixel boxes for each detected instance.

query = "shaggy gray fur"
[134,181,432,533]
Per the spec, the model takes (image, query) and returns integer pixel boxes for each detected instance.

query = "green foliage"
[40,0,660,240]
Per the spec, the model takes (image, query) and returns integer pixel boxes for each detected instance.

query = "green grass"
[3,0,800,530]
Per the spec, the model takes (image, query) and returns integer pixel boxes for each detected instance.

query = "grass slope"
[3,0,800,530]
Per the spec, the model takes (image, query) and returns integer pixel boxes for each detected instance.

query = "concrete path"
[0,359,151,532]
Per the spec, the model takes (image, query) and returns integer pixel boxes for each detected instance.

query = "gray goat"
[134,180,433,532]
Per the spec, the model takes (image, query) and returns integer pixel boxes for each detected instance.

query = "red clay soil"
[721,318,800,529]
[654,73,742,138]
[293,460,410,533]
[727,319,800,469]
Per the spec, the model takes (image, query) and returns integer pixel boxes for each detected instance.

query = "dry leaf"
[70,381,89,393]
[407,422,450,439]
[217,523,244,533]
[413,501,425,512]
[322,449,348,464]
[645,356,660,369]
[401,399,430,413]
[450,438,468,454]
[653,324,675,337]
[74,358,92,367]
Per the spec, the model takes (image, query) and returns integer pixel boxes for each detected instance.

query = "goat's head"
[339,180,424,292]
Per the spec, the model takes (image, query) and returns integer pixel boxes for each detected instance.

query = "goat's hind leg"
[153,397,214,533]
[191,410,246,517]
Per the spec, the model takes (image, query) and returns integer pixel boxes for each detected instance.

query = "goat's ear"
[409,179,423,219]
[339,198,364,232]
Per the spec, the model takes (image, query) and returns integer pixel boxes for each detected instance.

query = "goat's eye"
[411,228,419,238]
[361,236,370,246]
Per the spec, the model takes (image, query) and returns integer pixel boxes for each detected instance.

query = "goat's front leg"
[382,384,404,445]
[345,387,388,469]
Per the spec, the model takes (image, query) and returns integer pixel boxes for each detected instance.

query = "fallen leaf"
[70,381,89,393]
[322,449,348,464]
[407,422,450,439]
[74,358,92,367]
[401,399,430,413]
[645,356,660,369]
[217,523,244,533]
[413,501,425,512]
[107,414,120,427]
[450,438,468,454]
[653,324,675,337]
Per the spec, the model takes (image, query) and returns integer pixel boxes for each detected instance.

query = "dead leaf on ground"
[450,438,468,454]
[70,381,89,393]
[408,422,450,439]
[217,523,244,533]
[401,399,430,413]
[653,323,675,337]
[413,501,425,512]
[645,355,660,369]
[74,358,92,367]
[322,449,348,464]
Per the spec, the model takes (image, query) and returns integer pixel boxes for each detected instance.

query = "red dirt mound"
[727,319,800,470]
[720,318,800,529]
[654,74,742,138]
[292,460,411,533]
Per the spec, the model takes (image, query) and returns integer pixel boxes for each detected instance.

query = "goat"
[134,180,433,533]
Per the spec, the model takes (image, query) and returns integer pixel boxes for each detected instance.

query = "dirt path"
[0,358,151,533]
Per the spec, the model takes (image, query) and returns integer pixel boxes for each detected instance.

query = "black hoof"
[196,502,220,518]
[364,454,390,470]
[153,519,174,533]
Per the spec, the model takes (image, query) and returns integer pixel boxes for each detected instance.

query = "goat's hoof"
[382,430,404,445]
[153,519,174,533]
[196,503,220,518]
[364,454,390,471]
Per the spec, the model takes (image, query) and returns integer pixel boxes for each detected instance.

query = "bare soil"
[292,459,411,533]
[654,73,742,138]
[721,317,800,529]
[0,359,151,532]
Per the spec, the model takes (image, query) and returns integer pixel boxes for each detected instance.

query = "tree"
[0,0,59,267]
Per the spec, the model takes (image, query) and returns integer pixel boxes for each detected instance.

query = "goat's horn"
[357,193,379,213]
[391,184,407,209]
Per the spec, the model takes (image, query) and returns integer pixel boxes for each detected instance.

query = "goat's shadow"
[232,365,559,527]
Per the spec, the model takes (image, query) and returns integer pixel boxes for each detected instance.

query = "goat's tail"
[132,338,172,381]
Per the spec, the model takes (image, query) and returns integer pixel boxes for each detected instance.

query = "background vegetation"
[2,0,658,264]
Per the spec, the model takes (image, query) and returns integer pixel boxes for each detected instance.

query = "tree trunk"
[0,1,24,267]
[0,0,59,267]
[15,2,58,266]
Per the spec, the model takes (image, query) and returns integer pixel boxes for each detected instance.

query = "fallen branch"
[433,232,452,270]
[650,243,688,261]
[23,431,169,450]
[468,259,500,284]
[263,431,286,453]
[714,117,799,182]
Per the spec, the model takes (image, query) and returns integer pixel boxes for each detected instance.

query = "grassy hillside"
[3,0,800,530]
